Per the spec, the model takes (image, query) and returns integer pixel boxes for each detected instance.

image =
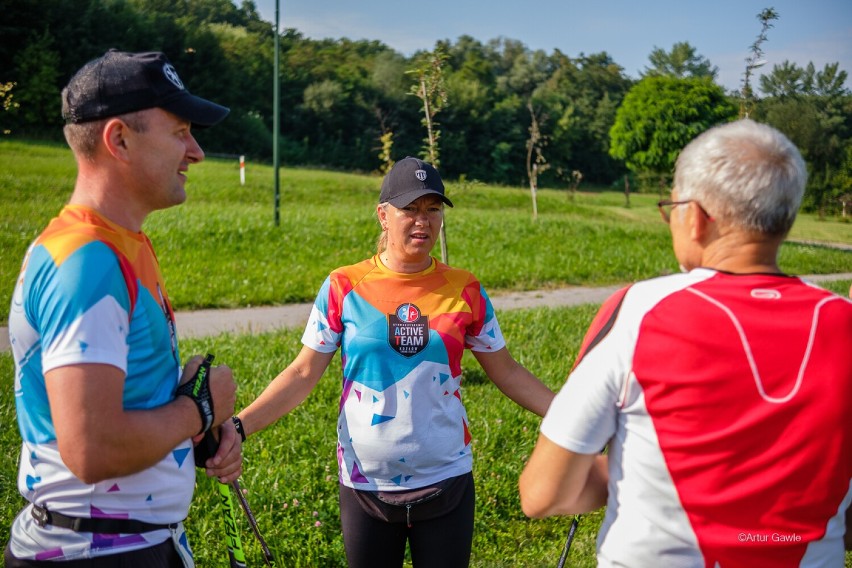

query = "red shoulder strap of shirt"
[572,285,631,372]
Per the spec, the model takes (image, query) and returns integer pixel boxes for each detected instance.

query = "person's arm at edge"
[845,504,851,550]
[237,345,335,439]
[473,347,554,417]
[519,433,608,518]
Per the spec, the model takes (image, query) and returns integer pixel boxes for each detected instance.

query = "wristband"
[232,416,246,442]
[176,353,215,435]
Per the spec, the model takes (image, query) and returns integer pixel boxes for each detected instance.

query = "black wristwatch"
[232,416,246,442]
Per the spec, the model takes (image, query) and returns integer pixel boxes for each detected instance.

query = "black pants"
[339,473,476,568]
[4,538,182,567]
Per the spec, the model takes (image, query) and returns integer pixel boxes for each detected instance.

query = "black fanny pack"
[31,504,177,534]
[350,472,472,527]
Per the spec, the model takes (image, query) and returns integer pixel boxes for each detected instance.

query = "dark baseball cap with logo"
[379,156,454,208]
[61,49,229,127]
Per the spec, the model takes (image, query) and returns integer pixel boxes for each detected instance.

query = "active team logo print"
[388,303,430,357]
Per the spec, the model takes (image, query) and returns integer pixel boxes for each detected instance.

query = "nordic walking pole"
[556,445,605,566]
[556,515,580,568]
[187,354,247,567]
[217,477,248,567]
[190,354,275,566]
[232,479,275,566]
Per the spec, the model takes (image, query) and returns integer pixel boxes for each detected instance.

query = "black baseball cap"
[61,49,229,127]
[379,156,453,208]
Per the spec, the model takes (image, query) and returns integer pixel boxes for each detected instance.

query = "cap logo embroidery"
[415,169,427,182]
[163,63,185,90]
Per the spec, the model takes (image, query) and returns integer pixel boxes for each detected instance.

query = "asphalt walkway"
[2,273,850,353]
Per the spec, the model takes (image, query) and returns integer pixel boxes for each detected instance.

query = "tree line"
[1,0,850,213]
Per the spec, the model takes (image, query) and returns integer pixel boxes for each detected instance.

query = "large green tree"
[0,1,636,185]
[755,61,852,214]
[609,76,737,186]
[545,51,633,184]
[437,41,633,187]
[10,30,60,129]
[642,41,718,80]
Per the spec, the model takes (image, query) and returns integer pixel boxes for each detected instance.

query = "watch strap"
[232,416,246,442]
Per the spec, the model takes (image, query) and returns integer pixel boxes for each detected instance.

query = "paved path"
[2,273,850,353]
[171,283,627,340]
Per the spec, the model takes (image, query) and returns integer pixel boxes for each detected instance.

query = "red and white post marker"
[240,155,245,186]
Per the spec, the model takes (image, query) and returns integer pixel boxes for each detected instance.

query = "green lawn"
[0,306,609,567]
[1,139,850,566]
[1,139,850,324]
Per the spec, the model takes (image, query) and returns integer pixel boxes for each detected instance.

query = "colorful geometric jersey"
[7,205,193,561]
[541,268,852,567]
[301,255,506,491]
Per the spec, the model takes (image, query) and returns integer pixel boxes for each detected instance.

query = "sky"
[240,0,852,92]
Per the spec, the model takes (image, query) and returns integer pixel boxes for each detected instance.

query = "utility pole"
[273,0,281,226]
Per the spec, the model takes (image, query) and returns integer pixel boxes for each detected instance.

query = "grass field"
[1,139,850,324]
[1,139,850,566]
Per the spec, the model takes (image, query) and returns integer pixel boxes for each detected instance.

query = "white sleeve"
[540,334,628,454]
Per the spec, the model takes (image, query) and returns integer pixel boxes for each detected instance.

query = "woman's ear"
[377,204,388,230]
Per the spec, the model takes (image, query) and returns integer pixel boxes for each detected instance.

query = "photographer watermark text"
[737,532,802,543]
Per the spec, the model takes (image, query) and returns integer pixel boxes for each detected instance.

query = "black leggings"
[339,476,476,568]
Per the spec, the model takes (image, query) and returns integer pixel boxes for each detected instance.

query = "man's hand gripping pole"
[187,354,274,566]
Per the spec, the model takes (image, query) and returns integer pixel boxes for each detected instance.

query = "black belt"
[31,504,177,534]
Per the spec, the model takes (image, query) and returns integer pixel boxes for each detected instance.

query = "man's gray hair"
[674,119,807,236]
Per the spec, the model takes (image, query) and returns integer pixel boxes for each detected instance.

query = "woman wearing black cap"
[236,157,554,567]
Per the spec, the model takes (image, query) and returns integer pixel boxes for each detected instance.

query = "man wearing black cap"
[5,50,240,566]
